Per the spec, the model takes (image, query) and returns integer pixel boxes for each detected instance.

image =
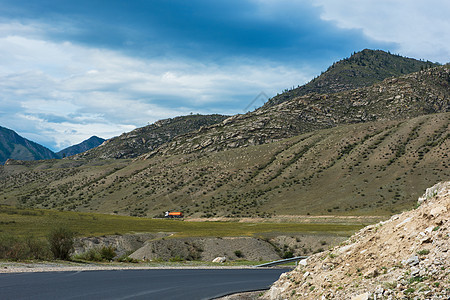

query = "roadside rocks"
[212,257,227,263]
[264,181,450,299]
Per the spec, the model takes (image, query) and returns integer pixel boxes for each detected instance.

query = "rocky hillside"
[74,114,228,159]
[0,112,447,217]
[150,65,449,156]
[0,53,448,219]
[265,182,450,299]
[56,136,105,158]
[264,49,438,108]
[0,126,57,164]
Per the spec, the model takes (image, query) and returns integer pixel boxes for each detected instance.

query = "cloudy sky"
[0,0,448,151]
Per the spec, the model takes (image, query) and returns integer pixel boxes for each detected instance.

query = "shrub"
[0,234,51,260]
[416,249,430,256]
[117,254,138,263]
[0,234,27,260]
[74,246,116,262]
[282,251,294,259]
[74,248,102,261]
[25,235,51,260]
[100,245,116,261]
[234,250,243,258]
[48,226,75,260]
[169,255,184,262]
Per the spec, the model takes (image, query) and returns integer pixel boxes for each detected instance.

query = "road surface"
[0,268,289,299]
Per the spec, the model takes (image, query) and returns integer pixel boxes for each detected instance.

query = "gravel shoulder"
[0,261,288,274]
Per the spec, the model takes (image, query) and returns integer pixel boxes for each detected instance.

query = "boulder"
[212,256,226,263]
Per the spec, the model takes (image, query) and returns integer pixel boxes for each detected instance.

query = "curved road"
[0,268,289,299]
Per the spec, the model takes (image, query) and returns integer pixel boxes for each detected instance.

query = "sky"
[0,0,448,151]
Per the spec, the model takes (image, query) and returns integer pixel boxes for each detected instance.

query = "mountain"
[0,51,448,219]
[56,136,105,158]
[73,114,228,159]
[0,112,448,217]
[264,49,439,108]
[0,126,57,164]
[149,65,449,156]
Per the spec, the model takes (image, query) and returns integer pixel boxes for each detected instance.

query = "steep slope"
[150,65,449,156]
[56,136,105,158]
[0,126,57,164]
[264,49,438,108]
[74,114,228,159]
[0,112,447,217]
[265,182,449,299]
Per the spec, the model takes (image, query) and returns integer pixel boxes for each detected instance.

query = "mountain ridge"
[145,65,449,157]
[263,49,439,108]
[73,114,228,160]
[0,49,448,219]
[56,136,105,158]
[0,126,58,164]
[1,112,447,217]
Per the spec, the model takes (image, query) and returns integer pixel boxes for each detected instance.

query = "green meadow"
[0,205,363,239]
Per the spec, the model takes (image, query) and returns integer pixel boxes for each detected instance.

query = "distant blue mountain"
[0,125,58,164]
[0,125,106,164]
[56,136,105,158]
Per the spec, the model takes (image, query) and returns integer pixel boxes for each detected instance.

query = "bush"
[0,234,27,260]
[416,249,430,256]
[116,254,138,263]
[48,227,75,260]
[73,246,116,262]
[169,255,184,262]
[234,250,244,258]
[100,245,116,261]
[0,234,51,260]
[25,235,51,260]
[74,248,102,261]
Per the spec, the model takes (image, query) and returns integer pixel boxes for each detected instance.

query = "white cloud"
[0,22,315,150]
[314,0,450,63]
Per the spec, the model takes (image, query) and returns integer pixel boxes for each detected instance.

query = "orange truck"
[164,211,183,218]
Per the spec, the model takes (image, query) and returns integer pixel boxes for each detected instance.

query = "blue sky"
[0,0,448,151]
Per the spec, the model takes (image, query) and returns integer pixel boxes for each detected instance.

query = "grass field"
[0,205,364,239]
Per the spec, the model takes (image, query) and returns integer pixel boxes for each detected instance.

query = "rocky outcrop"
[264,182,450,299]
[149,66,449,156]
[73,114,227,159]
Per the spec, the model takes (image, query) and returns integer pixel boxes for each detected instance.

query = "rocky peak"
[263,49,438,108]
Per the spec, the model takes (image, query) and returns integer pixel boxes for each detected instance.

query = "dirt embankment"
[74,233,165,257]
[128,234,346,262]
[264,181,450,299]
[73,233,346,263]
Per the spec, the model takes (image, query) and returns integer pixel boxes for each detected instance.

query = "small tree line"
[0,227,75,261]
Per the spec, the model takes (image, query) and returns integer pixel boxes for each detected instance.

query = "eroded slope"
[266,182,449,299]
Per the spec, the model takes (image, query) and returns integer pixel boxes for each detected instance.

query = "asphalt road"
[0,268,289,300]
